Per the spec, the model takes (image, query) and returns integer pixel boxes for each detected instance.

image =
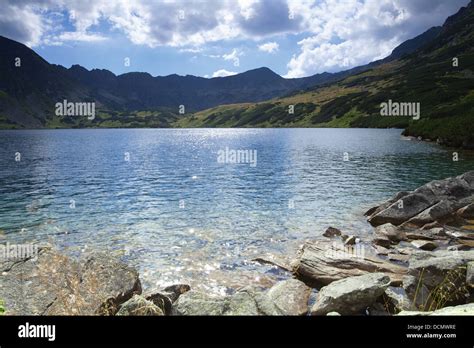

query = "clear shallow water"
[1,128,473,294]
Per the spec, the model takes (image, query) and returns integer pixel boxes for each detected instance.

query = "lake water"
[1,128,473,294]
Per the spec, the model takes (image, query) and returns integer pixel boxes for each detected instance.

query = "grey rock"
[368,193,437,227]
[408,250,474,289]
[388,253,410,263]
[293,240,406,287]
[173,291,228,316]
[256,279,311,316]
[467,261,474,288]
[116,295,164,316]
[323,227,342,238]
[373,244,391,256]
[405,227,446,241]
[368,302,390,316]
[410,240,438,251]
[227,289,260,316]
[375,223,406,243]
[367,172,474,227]
[385,286,411,312]
[0,248,141,315]
[405,199,464,226]
[311,273,390,316]
[342,235,357,245]
[402,275,429,310]
[326,311,341,316]
[372,236,393,248]
[447,244,471,251]
[457,202,474,218]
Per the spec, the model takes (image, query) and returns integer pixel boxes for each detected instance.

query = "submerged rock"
[310,273,390,316]
[0,248,141,315]
[323,227,342,238]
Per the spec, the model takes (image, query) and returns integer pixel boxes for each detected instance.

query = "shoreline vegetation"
[1,171,473,316]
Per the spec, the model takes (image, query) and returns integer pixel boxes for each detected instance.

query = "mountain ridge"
[0,4,470,133]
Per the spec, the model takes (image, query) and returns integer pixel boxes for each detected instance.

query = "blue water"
[1,128,473,293]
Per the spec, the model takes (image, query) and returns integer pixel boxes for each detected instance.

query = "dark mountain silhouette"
[0,12,460,128]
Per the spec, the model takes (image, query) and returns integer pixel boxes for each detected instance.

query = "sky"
[0,0,470,78]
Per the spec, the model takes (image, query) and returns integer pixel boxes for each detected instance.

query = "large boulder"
[408,250,474,289]
[368,193,437,226]
[310,273,390,315]
[0,248,141,315]
[172,291,229,316]
[255,279,311,316]
[374,223,406,243]
[367,171,474,227]
[404,199,465,226]
[292,240,406,287]
[406,250,474,308]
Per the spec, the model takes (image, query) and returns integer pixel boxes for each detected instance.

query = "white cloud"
[0,0,470,77]
[57,31,107,42]
[284,0,470,77]
[258,41,279,53]
[212,69,238,77]
[222,48,243,61]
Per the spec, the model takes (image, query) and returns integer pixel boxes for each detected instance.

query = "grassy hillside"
[176,48,474,148]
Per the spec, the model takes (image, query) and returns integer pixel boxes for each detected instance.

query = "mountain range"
[0,1,473,147]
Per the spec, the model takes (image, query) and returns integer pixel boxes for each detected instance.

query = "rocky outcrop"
[408,250,474,290]
[292,240,406,287]
[172,279,311,316]
[311,273,390,315]
[367,171,474,227]
[0,248,141,315]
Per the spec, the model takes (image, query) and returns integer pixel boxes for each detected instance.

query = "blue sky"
[0,0,470,78]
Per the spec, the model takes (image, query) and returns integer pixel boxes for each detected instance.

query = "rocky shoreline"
[1,171,473,316]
